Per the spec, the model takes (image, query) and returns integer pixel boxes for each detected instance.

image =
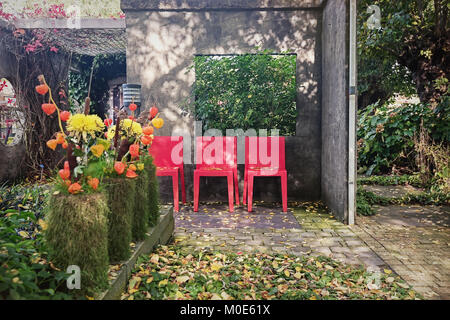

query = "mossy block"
[132,169,149,241]
[98,206,174,300]
[145,157,160,226]
[45,193,109,294]
[104,178,136,263]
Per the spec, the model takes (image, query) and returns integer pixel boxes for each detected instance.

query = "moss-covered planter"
[45,193,109,294]
[145,156,160,226]
[132,169,149,241]
[104,178,136,263]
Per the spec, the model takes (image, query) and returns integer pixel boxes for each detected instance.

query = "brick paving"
[353,205,450,300]
[174,203,389,273]
[173,202,450,299]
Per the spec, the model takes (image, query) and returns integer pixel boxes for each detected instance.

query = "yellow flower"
[67,114,105,141]
[121,119,143,136]
[106,119,142,140]
[136,163,144,171]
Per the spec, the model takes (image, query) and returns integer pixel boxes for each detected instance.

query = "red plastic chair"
[148,136,186,212]
[243,136,287,212]
[194,136,239,212]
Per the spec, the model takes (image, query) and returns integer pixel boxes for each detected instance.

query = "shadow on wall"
[125,8,323,202]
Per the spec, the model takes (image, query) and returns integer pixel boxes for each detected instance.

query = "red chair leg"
[180,167,186,204]
[234,169,239,206]
[247,174,254,212]
[227,174,234,213]
[193,171,200,212]
[243,169,247,205]
[281,172,287,212]
[172,173,179,212]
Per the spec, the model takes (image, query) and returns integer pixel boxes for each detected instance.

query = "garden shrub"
[357,97,449,176]
[132,169,149,241]
[0,184,72,299]
[145,156,160,227]
[190,51,297,135]
[45,193,109,294]
[104,178,136,263]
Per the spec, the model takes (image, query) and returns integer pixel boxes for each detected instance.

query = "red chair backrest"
[195,136,237,169]
[245,136,285,170]
[149,136,184,167]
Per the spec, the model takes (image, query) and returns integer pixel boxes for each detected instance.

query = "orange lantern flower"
[149,106,158,119]
[140,135,153,146]
[152,117,164,129]
[90,144,105,158]
[129,103,137,111]
[42,103,56,115]
[60,111,71,122]
[56,132,65,144]
[129,144,140,157]
[126,169,138,179]
[64,161,70,171]
[59,169,70,180]
[128,164,137,171]
[46,139,58,150]
[35,84,49,95]
[68,182,82,194]
[142,126,154,135]
[88,177,99,190]
[62,141,68,149]
[104,118,113,127]
[114,162,125,175]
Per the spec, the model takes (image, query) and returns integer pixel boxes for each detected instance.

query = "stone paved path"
[174,203,388,273]
[353,205,450,300]
[362,185,424,198]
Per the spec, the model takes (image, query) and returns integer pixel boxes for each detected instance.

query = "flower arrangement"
[36,75,164,195]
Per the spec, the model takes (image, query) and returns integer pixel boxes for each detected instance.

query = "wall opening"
[192,53,297,136]
[0,78,24,146]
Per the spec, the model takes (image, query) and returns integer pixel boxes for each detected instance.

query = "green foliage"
[357,185,449,216]
[104,178,135,263]
[356,187,389,216]
[357,0,449,106]
[68,53,126,117]
[123,245,419,300]
[132,169,149,241]
[357,98,449,175]
[145,156,160,227]
[357,175,423,188]
[0,184,72,299]
[190,51,297,135]
[45,193,109,294]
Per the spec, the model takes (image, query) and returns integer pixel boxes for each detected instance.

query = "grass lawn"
[122,244,420,300]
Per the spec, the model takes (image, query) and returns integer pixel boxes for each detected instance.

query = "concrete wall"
[321,0,349,222]
[123,0,324,202]
[122,0,351,218]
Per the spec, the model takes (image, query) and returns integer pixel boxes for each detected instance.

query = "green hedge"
[145,156,160,226]
[104,178,135,263]
[190,51,297,135]
[132,169,149,241]
[45,193,109,294]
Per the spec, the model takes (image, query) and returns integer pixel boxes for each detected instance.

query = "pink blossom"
[50,46,59,53]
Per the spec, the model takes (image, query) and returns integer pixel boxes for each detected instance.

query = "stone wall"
[122,0,352,220]
[123,0,324,202]
[321,0,349,222]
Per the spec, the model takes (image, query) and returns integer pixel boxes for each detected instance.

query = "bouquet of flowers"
[36,74,164,194]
